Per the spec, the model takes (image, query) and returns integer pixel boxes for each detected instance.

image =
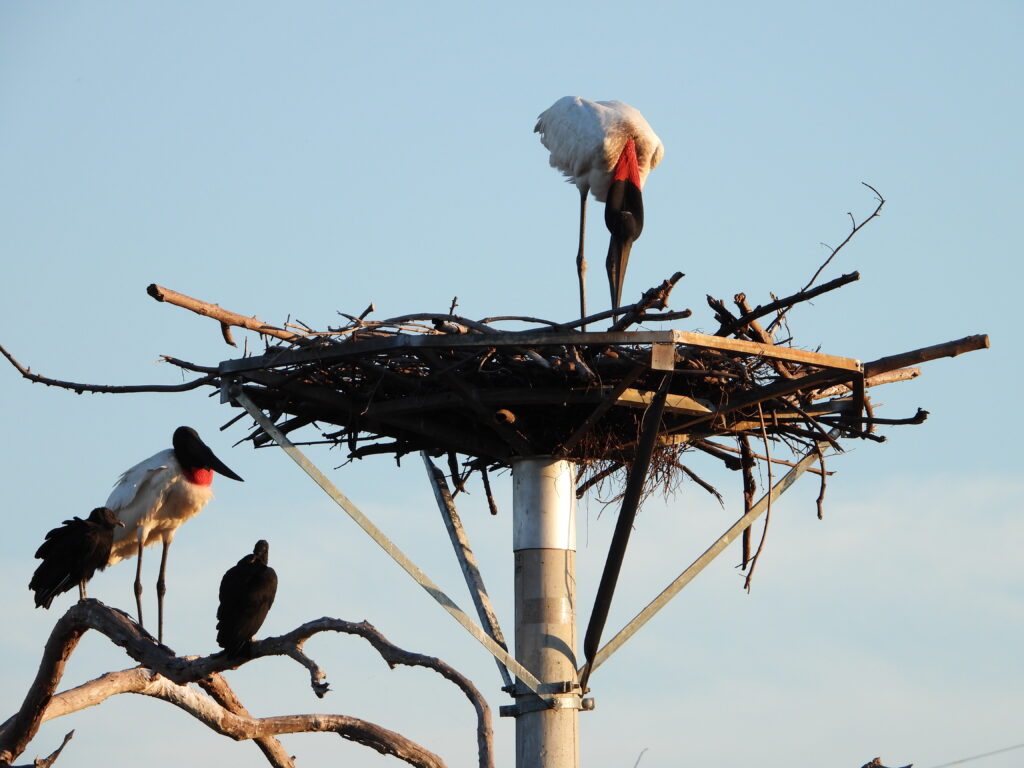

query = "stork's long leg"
[78,581,87,601]
[134,535,145,629]
[577,188,588,330]
[156,539,170,643]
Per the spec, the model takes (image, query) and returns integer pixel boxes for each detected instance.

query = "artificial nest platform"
[142,269,986,504]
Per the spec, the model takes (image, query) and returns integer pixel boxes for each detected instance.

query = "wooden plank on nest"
[219,330,684,374]
[617,388,712,416]
[671,331,862,371]
[219,328,862,375]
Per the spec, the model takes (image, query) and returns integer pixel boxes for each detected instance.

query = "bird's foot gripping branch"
[0,600,494,768]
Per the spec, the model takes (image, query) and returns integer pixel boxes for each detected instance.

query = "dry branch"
[801,182,885,292]
[197,674,295,768]
[7,730,73,768]
[814,367,920,398]
[0,344,215,394]
[717,271,860,337]
[0,601,492,768]
[862,335,990,378]
[147,284,301,344]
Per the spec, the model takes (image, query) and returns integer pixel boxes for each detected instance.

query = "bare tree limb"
[743,403,775,591]
[196,674,295,768]
[813,367,920,398]
[718,272,860,337]
[8,730,73,768]
[8,666,443,768]
[608,272,687,332]
[862,335,989,378]
[147,284,302,345]
[800,182,885,292]
[0,601,492,768]
[0,344,216,394]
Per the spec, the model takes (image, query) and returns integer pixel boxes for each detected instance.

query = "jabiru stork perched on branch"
[105,426,243,642]
[535,96,664,319]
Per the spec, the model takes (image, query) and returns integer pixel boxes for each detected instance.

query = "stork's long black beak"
[604,176,644,311]
[173,426,245,481]
[205,448,244,482]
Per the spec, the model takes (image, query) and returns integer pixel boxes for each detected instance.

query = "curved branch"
[263,618,493,766]
[800,182,885,292]
[4,667,442,768]
[0,601,492,768]
[147,284,303,345]
[197,674,295,768]
[9,730,73,768]
[0,344,216,394]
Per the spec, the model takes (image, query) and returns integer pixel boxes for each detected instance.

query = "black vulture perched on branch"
[29,506,124,608]
[216,539,278,654]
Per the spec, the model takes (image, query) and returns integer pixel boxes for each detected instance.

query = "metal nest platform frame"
[137,274,986,499]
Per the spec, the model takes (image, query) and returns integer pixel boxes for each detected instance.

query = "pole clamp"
[499,694,595,718]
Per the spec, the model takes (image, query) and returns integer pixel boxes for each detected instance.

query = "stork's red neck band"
[184,467,214,486]
[612,138,642,188]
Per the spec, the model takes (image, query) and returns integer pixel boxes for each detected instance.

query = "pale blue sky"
[1,2,1021,767]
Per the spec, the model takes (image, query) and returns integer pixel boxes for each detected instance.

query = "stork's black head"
[604,179,645,241]
[172,426,244,481]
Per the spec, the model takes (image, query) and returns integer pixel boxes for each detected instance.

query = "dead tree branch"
[0,344,215,394]
[197,674,295,768]
[147,284,302,345]
[8,730,73,768]
[0,601,492,768]
[801,182,885,292]
[862,335,990,378]
[718,271,861,337]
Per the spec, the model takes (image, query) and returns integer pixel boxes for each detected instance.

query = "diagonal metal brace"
[581,429,840,678]
[231,388,546,696]
[422,452,513,689]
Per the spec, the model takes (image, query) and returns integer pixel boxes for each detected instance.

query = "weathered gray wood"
[219,328,862,376]
[422,453,513,689]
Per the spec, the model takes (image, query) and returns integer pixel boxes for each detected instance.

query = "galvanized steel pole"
[512,458,580,768]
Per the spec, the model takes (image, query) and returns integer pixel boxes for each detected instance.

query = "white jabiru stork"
[535,96,664,319]
[106,426,243,642]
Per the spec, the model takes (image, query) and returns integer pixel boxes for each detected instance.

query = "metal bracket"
[499,695,595,718]
[502,680,578,696]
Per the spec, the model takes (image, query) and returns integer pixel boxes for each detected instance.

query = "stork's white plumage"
[536,97,663,203]
[536,96,664,320]
[106,426,243,641]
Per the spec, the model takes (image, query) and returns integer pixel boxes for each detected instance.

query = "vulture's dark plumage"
[216,539,278,654]
[29,506,123,609]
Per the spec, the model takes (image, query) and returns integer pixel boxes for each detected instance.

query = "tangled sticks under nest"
[146,265,977,520]
[206,272,863,489]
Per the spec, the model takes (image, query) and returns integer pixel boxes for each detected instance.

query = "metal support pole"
[512,458,580,768]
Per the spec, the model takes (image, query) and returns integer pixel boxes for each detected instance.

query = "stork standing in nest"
[535,96,664,319]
